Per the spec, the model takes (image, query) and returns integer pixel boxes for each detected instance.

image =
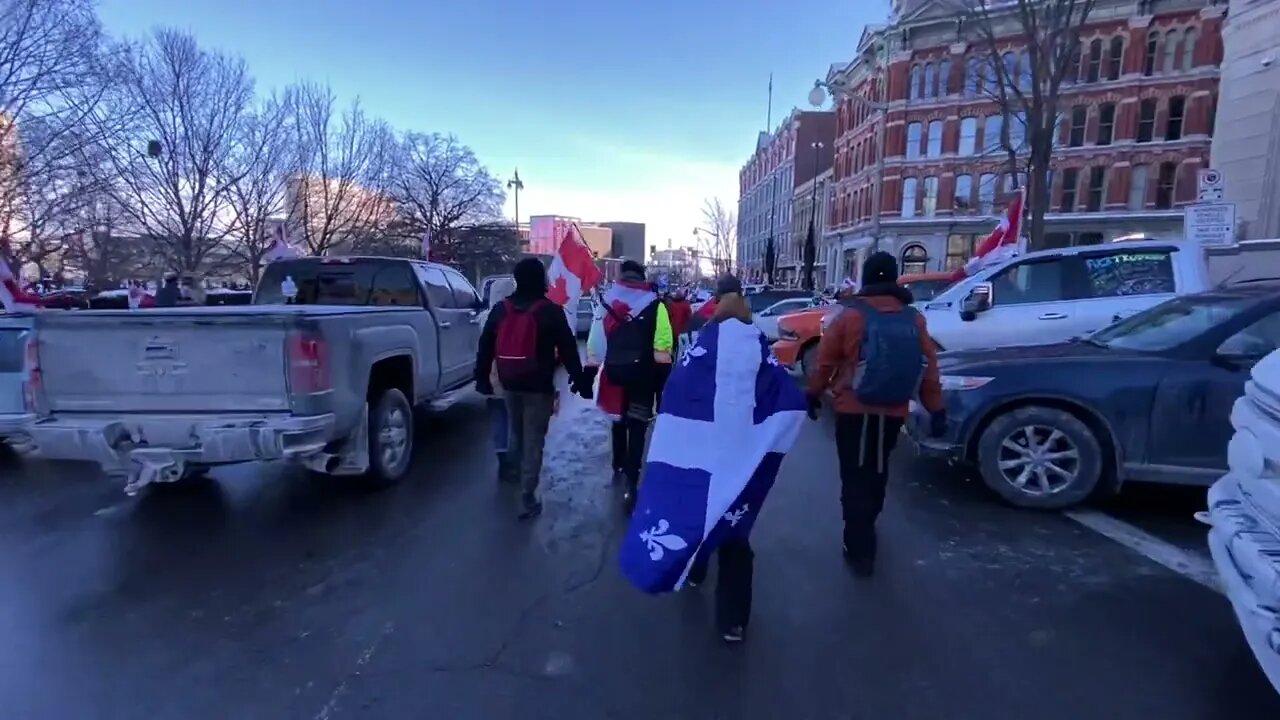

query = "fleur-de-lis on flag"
[639,519,688,561]
[723,503,750,527]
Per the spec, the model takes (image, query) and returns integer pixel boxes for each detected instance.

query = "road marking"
[1064,509,1222,594]
[313,621,394,720]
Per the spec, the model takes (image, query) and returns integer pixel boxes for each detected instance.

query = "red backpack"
[495,299,546,386]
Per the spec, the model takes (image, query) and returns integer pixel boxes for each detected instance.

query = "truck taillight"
[287,331,330,394]
[23,335,40,412]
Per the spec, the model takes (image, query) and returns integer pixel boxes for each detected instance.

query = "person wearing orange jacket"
[804,251,947,577]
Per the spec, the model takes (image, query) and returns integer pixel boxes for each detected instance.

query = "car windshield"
[901,278,954,302]
[1088,294,1255,351]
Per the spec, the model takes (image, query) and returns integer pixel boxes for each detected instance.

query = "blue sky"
[98,0,885,249]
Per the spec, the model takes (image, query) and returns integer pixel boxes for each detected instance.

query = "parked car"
[905,280,1280,509]
[918,239,1214,351]
[24,256,484,494]
[38,289,90,310]
[1206,349,1280,694]
[754,296,820,342]
[0,313,34,451]
[575,296,594,336]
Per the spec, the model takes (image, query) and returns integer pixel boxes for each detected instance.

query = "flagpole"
[766,73,773,132]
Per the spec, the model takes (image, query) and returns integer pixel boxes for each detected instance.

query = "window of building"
[1208,92,1218,136]
[1087,39,1103,83]
[1019,50,1033,88]
[983,114,1003,153]
[1069,105,1087,146]
[978,173,997,213]
[901,244,929,275]
[1060,168,1079,212]
[902,177,918,218]
[906,122,923,159]
[923,63,936,98]
[909,65,921,99]
[1182,28,1198,70]
[923,176,939,217]
[1137,99,1157,142]
[1003,51,1017,87]
[926,120,943,157]
[964,56,980,96]
[1106,37,1124,80]
[1009,112,1026,150]
[1163,29,1180,72]
[1003,172,1026,194]
[945,234,978,271]
[1097,103,1116,145]
[1155,162,1179,209]
[1129,165,1149,210]
[1144,31,1159,76]
[1086,166,1106,211]
[1166,95,1186,140]
[1067,41,1082,83]
[958,117,977,155]
[954,174,973,211]
[939,58,952,95]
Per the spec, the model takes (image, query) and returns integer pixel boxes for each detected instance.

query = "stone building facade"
[824,0,1224,281]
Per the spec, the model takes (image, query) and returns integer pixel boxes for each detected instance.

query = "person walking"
[154,276,180,307]
[805,251,946,576]
[598,260,673,512]
[475,258,591,519]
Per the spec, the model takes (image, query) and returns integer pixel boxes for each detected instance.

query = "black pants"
[688,539,754,631]
[610,382,655,484]
[834,413,904,560]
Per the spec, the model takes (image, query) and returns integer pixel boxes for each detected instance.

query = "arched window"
[1002,51,1017,87]
[923,63,936,98]
[923,177,940,217]
[902,178,919,218]
[938,58,952,95]
[954,174,973,211]
[1144,31,1159,76]
[1087,39,1103,82]
[1128,165,1149,210]
[983,114,1003,153]
[1163,29,1181,73]
[964,56,980,96]
[906,122,923,159]
[901,245,929,274]
[1107,37,1124,80]
[959,117,978,155]
[927,120,943,157]
[1182,28,1198,69]
[909,65,921,99]
[978,173,997,213]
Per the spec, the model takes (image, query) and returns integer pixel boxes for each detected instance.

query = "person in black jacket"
[475,258,590,519]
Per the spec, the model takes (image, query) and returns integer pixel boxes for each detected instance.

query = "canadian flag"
[265,223,300,263]
[546,225,603,316]
[952,187,1026,281]
[0,260,39,313]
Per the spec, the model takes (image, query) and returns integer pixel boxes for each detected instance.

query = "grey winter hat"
[714,273,743,298]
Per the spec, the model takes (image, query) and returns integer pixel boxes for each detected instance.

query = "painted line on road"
[313,621,395,720]
[1064,509,1222,594]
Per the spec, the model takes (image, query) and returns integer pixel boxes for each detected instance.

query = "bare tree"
[88,29,256,274]
[387,131,504,246]
[697,197,736,275]
[957,0,1098,246]
[283,82,394,256]
[222,93,289,284]
[0,0,106,275]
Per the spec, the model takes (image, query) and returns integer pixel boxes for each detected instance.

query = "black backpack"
[604,300,658,386]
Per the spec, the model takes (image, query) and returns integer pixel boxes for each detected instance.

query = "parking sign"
[1185,202,1237,247]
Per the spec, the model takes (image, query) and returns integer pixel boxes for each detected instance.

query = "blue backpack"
[847,299,925,406]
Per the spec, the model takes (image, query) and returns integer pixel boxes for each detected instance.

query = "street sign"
[1184,202,1237,247]
[1197,169,1224,202]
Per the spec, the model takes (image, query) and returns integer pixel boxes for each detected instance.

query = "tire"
[365,387,414,487]
[976,406,1102,510]
[800,342,819,377]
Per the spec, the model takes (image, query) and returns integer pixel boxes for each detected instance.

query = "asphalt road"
[1,395,1276,720]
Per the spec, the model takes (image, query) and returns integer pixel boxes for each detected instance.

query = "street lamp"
[809,45,890,255]
[507,169,524,225]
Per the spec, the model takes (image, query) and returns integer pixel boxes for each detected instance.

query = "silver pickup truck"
[24,256,484,493]
[0,313,36,452]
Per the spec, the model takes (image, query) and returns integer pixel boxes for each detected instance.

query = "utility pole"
[507,169,524,225]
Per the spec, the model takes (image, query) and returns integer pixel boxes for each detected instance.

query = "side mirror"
[960,282,993,319]
[472,297,487,311]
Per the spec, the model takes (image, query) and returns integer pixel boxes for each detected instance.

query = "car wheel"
[976,406,1102,510]
[365,387,414,487]
[800,342,818,376]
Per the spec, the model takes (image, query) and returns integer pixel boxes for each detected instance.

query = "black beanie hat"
[513,257,547,294]
[862,251,899,285]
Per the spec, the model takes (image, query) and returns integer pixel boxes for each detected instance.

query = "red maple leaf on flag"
[546,275,570,306]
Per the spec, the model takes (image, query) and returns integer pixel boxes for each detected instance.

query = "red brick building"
[823,0,1225,282]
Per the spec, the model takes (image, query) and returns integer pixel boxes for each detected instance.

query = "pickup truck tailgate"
[0,319,30,418]
[35,312,292,413]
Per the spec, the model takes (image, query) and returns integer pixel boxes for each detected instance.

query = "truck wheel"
[976,406,1102,510]
[366,387,414,487]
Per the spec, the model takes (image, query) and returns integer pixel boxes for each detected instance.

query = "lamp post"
[507,169,524,225]
[809,40,890,254]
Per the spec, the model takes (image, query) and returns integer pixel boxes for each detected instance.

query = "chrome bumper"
[28,413,336,493]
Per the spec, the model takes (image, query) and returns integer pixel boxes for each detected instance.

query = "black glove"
[805,394,821,421]
[929,409,948,438]
[582,366,600,385]
[475,378,495,396]
[572,375,594,400]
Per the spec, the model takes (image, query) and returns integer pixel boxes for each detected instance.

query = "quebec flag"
[619,318,807,594]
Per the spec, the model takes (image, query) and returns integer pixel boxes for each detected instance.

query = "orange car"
[772,272,955,374]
